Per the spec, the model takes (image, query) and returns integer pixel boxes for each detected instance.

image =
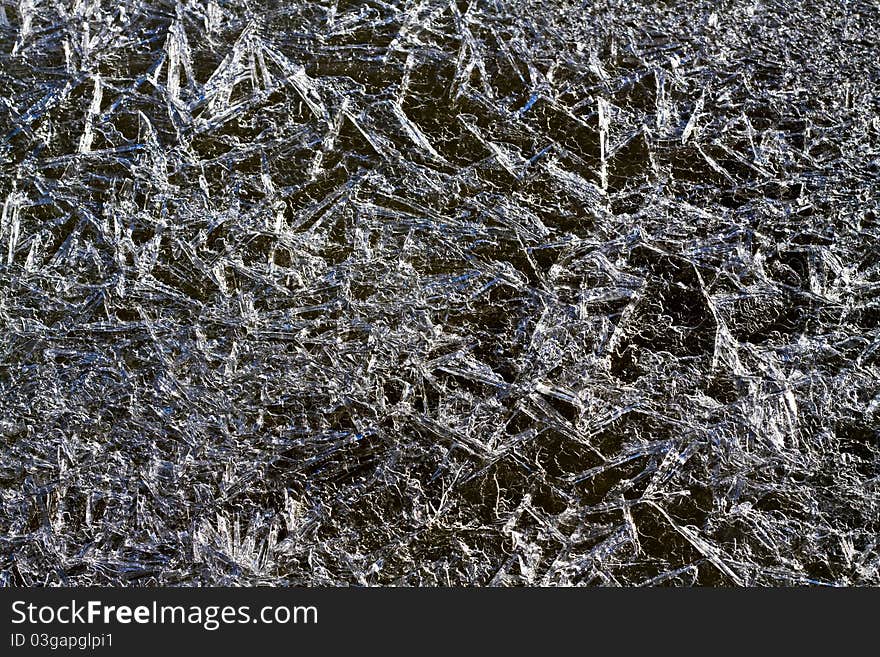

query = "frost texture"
[1,0,878,586]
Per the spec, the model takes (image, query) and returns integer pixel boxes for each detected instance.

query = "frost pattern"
[0,1,878,585]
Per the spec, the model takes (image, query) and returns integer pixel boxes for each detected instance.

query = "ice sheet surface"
[0,0,878,585]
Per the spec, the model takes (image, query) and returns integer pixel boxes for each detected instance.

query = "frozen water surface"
[0,0,878,585]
